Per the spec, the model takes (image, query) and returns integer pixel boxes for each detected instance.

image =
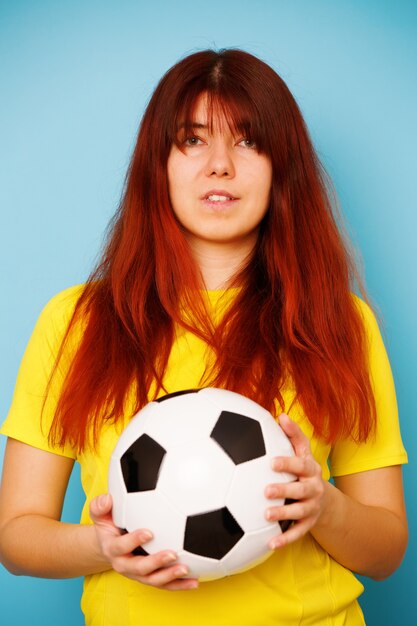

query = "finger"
[266,498,318,523]
[271,454,320,479]
[163,578,199,591]
[106,529,153,558]
[269,518,313,549]
[265,478,316,501]
[121,551,194,586]
[143,563,192,587]
[129,550,179,576]
[278,414,311,457]
[113,552,199,589]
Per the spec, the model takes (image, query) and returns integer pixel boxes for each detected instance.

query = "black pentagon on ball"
[120,434,166,492]
[184,507,244,560]
[154,389,200,403]
[279,498,297,533]
[210,410,266,464]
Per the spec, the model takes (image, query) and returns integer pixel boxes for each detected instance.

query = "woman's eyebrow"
[177,122,208,130]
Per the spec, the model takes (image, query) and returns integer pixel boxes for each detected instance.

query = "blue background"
[1,1,416,624]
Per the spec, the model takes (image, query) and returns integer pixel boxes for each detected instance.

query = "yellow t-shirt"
[1,286,408,626]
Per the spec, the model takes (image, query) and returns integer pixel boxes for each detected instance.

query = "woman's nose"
[204,142,235,178]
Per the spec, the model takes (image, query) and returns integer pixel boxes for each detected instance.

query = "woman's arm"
[265,414,408,580]
[0,438,198,589]
[0,438,108,578]
[313,465,407,580]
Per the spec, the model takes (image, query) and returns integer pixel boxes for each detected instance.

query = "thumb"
[278,413,310,457]
[278,413,298,437]
[90,494,113,522]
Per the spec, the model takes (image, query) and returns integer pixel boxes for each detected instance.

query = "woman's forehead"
[177,92,250,134]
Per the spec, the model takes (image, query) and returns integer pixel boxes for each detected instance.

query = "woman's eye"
[184,136,203,146]
[238,138,256,149]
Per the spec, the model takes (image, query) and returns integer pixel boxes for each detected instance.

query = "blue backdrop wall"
[1,1,416,624]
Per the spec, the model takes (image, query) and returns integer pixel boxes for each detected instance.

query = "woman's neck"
[186,235,257,290]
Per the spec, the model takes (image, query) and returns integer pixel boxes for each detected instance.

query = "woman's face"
[167,95,272,253]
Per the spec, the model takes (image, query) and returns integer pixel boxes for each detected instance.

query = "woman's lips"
[201,190,239,210]
[202,196,239,211]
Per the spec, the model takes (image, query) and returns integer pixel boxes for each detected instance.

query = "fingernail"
[98,494,109,510]
[187,581,199,589]
[162,552,177,564]
[271,458,282,470]
[141,530,153,542]
[265,486,276,498]
[175,566,188,576]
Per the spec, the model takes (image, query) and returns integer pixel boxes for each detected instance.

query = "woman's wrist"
[83,522,112,572]
[311,480,343,534]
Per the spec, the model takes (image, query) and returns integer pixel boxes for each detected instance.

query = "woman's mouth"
[202,190,239,210]
[206,194,235,202]
[203,196,239,212]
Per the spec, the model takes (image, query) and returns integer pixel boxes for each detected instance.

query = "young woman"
[0,49,408,625]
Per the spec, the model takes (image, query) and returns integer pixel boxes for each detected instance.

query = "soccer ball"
[108,388,295,581]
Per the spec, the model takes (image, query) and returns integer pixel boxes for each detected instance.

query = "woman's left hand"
[265,413,326,550]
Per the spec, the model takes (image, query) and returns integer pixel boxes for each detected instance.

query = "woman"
[0,49,408,625]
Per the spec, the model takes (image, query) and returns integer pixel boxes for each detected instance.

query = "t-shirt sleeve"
[329,298,408,477]
[0,286,84,460]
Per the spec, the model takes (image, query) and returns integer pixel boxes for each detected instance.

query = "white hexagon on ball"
[158,438,235,516]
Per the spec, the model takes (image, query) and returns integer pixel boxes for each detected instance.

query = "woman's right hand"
[89,494,199,591]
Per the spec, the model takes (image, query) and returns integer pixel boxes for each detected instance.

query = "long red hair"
[48,49,376,452]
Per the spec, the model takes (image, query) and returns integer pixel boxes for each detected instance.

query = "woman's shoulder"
[45,284,85,307]
[351,294,391,373]
[36,284,86,333]
[351,293,380,333]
